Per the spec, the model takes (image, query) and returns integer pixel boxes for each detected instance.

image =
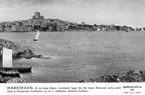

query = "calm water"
[1,32,145,83]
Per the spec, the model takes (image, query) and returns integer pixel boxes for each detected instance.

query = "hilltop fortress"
[32,12,44,19]
[0,12,144,32]
[0,12,72,32]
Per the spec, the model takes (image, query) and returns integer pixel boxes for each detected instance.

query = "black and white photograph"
[0,0,145,87]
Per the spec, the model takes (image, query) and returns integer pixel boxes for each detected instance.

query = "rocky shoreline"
[13,49,50,60]
[0,76,26,83]
[0,39,50,60]
[79,70,145,82]
[0,39,50,83]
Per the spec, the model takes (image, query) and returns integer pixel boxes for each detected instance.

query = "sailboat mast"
[33,0,40,41]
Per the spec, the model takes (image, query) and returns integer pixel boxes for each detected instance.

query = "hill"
[0,12,144,32]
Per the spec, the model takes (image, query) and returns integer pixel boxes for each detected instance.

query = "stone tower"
[32,12,44,19]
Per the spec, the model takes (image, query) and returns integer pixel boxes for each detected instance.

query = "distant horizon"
[0,0,145,28]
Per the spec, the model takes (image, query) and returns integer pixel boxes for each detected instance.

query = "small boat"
[0,67,32,73]
[0,45,32,74]
[0,69,20,77]
[33,30,40,41]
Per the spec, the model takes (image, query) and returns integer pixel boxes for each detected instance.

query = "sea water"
[0,31,145,83]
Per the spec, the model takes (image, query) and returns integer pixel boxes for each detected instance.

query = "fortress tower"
[32,12,44,19]
[30,12,51,25]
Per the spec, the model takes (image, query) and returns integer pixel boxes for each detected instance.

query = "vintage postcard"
[0,0,145,94]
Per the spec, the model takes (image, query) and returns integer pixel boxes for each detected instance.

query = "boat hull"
[33,39,37,41]
[0,70,20,77]
[0,67,32,73]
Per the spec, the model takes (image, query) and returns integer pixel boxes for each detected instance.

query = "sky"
[0,0,145,27]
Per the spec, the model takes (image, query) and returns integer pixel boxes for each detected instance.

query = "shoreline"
[79,70,145,82]
[0,30,143,33]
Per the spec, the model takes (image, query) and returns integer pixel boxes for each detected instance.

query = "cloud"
[0,0,145,27]
[0,0,70,7]
[0,0,53,7]
[1,0,145,10]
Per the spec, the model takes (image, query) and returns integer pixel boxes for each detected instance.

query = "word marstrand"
[7,86,33,89]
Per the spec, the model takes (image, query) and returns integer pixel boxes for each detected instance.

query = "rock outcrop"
[0,76,26,83]
[118,70,145,82]
[0,39,18,54]
[0,76,12,83]
[7,78,26,83]
[0,39,49,60]
[80,70,145,82]
[13,49,43,59]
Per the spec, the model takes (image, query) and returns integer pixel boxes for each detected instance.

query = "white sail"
[2,47,13,67]
[34,30,40,41]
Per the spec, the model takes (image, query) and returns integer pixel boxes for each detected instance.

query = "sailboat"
[33,30,40,41]
[0,46,32,77]
[2,47,13,67]
[0,46,19,77]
